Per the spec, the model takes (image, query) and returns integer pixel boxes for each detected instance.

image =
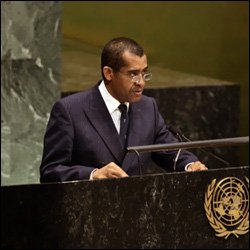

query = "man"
[40,37,207,182]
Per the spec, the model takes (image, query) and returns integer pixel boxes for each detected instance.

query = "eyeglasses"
[114,69,152,82]
[131,71,152,82]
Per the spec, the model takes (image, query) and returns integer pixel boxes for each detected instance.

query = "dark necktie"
[118,103,129,148]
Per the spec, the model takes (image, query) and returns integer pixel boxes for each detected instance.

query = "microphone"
[172,148,181,172]
[168,124,230,167]
[169,125,182,171]
[129,148,143,175]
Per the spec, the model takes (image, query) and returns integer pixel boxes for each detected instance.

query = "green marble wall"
[1,1,61,186]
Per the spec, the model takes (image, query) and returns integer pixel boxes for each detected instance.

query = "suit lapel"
[83,86,125,164]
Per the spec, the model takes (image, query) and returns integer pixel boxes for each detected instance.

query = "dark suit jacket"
[40,82,198,182]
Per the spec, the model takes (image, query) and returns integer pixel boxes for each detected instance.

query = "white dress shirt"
[98,80,129,133]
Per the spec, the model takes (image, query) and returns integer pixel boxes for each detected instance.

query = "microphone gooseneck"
[168,124,230,167]
[130,148,143,176]
[169,125,182,171]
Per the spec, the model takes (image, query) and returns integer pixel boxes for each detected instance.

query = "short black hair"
[101,37,145,79]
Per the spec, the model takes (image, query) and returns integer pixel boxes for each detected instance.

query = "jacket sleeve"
[40,100,95,183]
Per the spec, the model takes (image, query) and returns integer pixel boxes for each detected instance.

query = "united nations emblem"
[204,177,249,238]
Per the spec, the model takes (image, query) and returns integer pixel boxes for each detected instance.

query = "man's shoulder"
[61,90,89,101]
[141,94,155,101]
[59,84,98,105]
[130,94,158,111]
[139,94,157,105]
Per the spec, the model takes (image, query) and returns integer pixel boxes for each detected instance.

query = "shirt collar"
[98,80,129,114]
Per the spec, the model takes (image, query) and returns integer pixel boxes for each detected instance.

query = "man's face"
[107,51,148,103]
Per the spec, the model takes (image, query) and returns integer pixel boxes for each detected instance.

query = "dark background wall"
[61,1,249,163]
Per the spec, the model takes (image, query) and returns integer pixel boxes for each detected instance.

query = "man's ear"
[103,66,113,81]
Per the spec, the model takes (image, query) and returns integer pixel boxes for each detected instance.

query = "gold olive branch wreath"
[204,177,249,239]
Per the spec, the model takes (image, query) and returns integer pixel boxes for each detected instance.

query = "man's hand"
[186,161,208,172]
[92,162,128,180]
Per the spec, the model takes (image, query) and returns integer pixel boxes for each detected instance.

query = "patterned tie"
[118,103,129,148]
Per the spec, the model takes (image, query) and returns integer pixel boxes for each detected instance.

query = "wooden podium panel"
[1,166,249,249]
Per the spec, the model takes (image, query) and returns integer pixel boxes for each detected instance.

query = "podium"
[1,166,249,249]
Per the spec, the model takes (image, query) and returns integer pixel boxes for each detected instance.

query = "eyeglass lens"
[133,72,152,82]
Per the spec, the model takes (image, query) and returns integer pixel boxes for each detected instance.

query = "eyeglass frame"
[111,67,152,82]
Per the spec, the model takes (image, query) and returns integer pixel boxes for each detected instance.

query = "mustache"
[132,87,144,92]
